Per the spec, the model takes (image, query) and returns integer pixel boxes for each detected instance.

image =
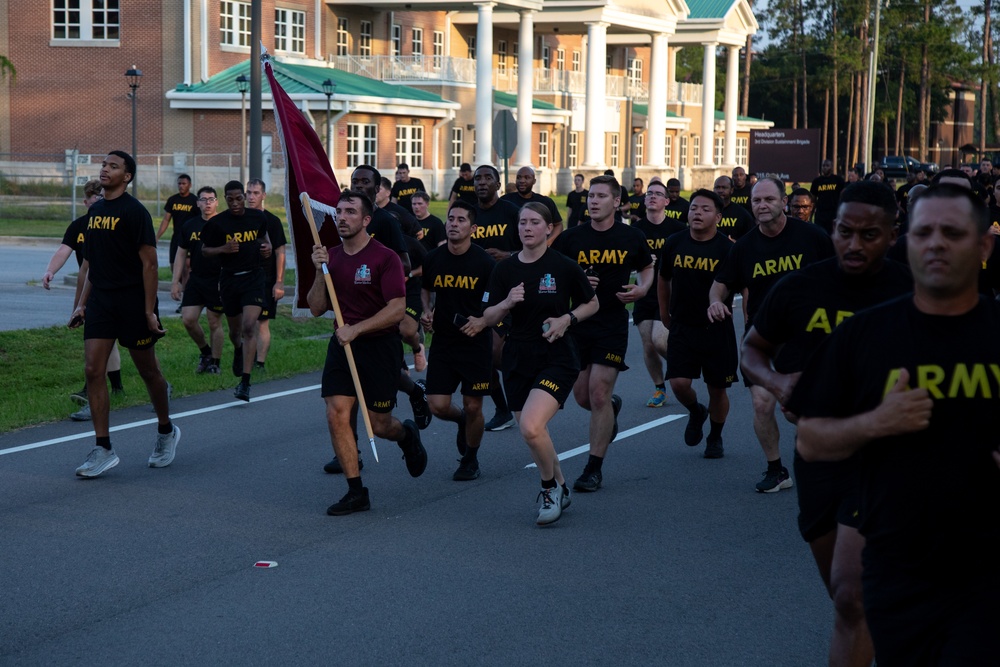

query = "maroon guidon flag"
[263,53,341,316]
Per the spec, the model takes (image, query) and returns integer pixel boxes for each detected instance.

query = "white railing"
[328,54,478,84]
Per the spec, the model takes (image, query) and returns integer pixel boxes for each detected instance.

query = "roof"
[632,103,681,118]
[685,0,737,20]
[493,90,560,111]
[714,109,768,123]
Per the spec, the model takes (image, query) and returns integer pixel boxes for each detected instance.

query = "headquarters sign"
[749,129,821,182]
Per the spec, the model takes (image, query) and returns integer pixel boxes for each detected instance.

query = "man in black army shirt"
[664,178,689,225]
[390,163,426,216]
[449,163,477,205]
[731,166,753,214]
[713,175,755,240]
[501,165,563,244]
[202,180,270,402]
[708,177,834,493]
[70,151,178,478]
[809,159,846,234]
[246,178,287,373]
[156,173,200,272]
[565,173,589,229]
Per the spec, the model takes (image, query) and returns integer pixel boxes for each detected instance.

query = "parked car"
[875,155,939,179]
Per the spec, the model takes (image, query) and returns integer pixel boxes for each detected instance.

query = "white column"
[516,11,534,167]
[724,45,739,166]
[700,42,717,166]
[474,3,495,166]
[667,46,678,99]
[583,21,609,168]
[647,33,668,168]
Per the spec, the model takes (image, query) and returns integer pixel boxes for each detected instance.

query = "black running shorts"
[181,274,224,312]
[631,298,659,326]
[220,271,265,317]
[571,326,629,371]
[84,286,163,350]
[321,332,402,413]
[425,339,492,397]
[666,321,738,387]
[793,449,862,543]
[258,280,277,320]
[500,340,579,411]
[404,290,422,322]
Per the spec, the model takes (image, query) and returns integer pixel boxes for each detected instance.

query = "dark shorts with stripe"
[666,320,738,387]
[84,286,163,350]
[571,325,629,372]
[219,271,265,317]
[425,336,492,397]
[322,332,402,413]
[181,274,224,313]
[404,290,422,322]
[501,340,579,411]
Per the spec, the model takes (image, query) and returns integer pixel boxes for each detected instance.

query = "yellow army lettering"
[135,336,152,346]
[397,186,418,198]
[719,217,738,228]
[732,195,749,205]
[172,203,194,213]
[432,274,480,290]
[575,249,628,265]
[87,216,120,230]
[76,232,85,245]
[604,352,623,364]
[473,224,507,239]
[804,308,854,333]
[664,209,684,220]
[751,254,803,278]
[471,382,490,391]
[673,255,720,272]
[188,230,201,242]
[373,400,392,408]
[538,379,560,392]
[816,184,838,192]
[645,238,666,251]
[225,230,260,243]
[881,363,1000,400]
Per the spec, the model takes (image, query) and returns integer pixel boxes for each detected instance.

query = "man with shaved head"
[501,165,563,243]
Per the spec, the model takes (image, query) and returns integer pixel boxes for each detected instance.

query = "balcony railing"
[327,54,702,104]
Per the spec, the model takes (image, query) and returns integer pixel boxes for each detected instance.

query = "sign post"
[493,110,518,186]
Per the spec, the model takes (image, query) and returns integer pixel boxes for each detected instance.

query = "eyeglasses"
[198,197,217,203]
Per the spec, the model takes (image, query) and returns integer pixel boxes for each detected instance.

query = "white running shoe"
[148,424,181,468]
[76,446,120,478]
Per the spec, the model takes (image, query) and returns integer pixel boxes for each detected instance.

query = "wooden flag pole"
[300,192,379,463]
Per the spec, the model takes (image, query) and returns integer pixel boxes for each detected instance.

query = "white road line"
[0,384,322,456]
[524,413,686,468]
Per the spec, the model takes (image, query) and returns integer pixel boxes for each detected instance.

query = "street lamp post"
[322,79,336,164]
[236,74,249,184]
[125,66,142,194]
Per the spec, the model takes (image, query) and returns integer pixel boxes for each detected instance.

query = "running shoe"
[704,435,724,459]
[327,488,371,516]
[409,380,432,430]
[149,424,181,468]
[234,379,251,402]
[206,363,220,374]
[484,412,515,432]
[398,419,428,477]
[573,468,603,493]
[452,457,480,481]
[646,388,667,408]
[755,467,794,493]
[413,343,427,372]
[69,389,88,407]
[70,404,92,422]
[536,485,564,525]
[684,403,709,446]
[75,446,119,478]
[196,354,211,373]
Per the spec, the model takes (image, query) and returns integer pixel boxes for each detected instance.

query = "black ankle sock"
[541,477,557,489]
[490,371,509,414]
[709,419,724,439]
[255,360,265,368]
[200,345,212,356]
[211,358,220,366]
[107,370,124,391]
[96,436,111,450]
[346,476,363,491]
[241,373,251,384]
[655,383,665,391]
[767,458,783,473]
[157,421,173,435]
[586,454,604,473]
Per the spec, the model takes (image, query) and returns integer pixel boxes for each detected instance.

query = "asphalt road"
[0,318,834,665]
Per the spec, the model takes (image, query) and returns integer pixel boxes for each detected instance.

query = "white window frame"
[220,1,251,48]
[572,50,581,72]
[680,136,688,167]
[737,137,749,166]
[628,58,643,87]
[53,0,120,43]
[693,135,701,165]
[433,30,444,69]
[635,133,644,167]
[606,51,613,75]
[556,48,565,71]
[512,42,519,76]
[569,132,579,168]
[359,20,372,57]
[498,40,507,76]
[412,27,423,56]
[665,135,673,168]
[451,127,464,169]
[538,130,549,168]
[347,123,378,168]
[396,125,424,168]
[714,136,725,165]
[391,24,402,57]
[336,17,349,56]
[274,8,306,55]
[610,134,620,168]
[542,44,551,69]
[467,35,476,60]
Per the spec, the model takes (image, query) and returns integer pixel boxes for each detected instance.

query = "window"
[412,27,423,56]
[359,21,372,57]
[336,18,349,56]
[539,130,549,168]
[572,50,581,72]
[275,8,305,54]
[737,137,749,166]
[467,35,476,60]
[665,135,672,167]
[569,132,579,168]
[610,134,619,168]
[628,58,642,87]
[220,1,251,47]
[498,40,507,75]
[396,125,424,168]
[347,123,377,168]
[451,127,464,168]
[606,51,613,75]
[635,133,644,167]
[391,24,402,57]
[512,42,518,76]
[680,136,688,167]
[53,0,120,41]
[693,135,701,165]
[714,136,724,165]
[433,31,444,69]
[556,48,565,71]
[542,44,551,69]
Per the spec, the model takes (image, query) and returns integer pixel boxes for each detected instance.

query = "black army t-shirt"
[718,202,754,240]
[261,209,287,285]
[753,257,912,373]
[632,216,688,314]
[714,217,834,326]
[552,221,653,336]
[809,174,846,231]
[659,231,735,326]
[731,184,753,214]
[368,207,407,255]
[565,189,588,228]
[501,191,563,224]
[390,178,426,215]
[450,176,476,205]
[62,214,88,267]
[177,216,222,279]
[422,243,495,348]
[418,214,446,253]
[664,196,689,225]
[201,208,268,275]
[84,192,156,290]
[164,193,200,236]
[628,193,647,222]
[473,199,522,252]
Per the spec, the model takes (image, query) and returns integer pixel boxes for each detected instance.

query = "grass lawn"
[0,304,336,434]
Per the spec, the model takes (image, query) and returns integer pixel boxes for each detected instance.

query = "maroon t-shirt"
[327,239,405,337]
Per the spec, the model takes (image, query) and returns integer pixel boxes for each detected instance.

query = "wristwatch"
[568,311,578,327]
